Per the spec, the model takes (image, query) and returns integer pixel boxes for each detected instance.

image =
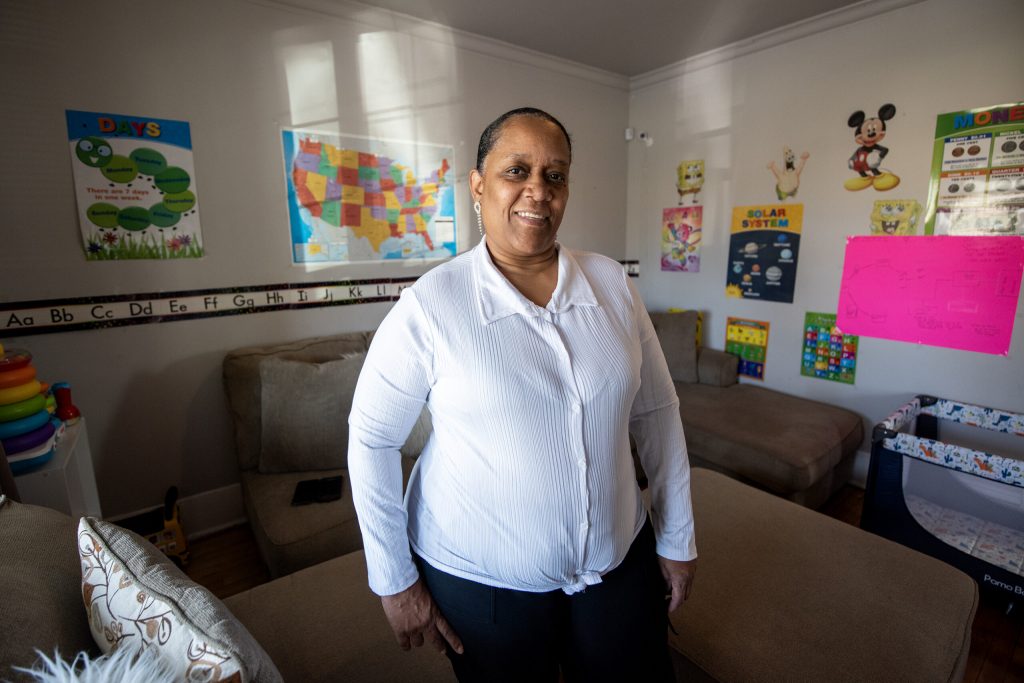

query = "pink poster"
[837,236,1024,355]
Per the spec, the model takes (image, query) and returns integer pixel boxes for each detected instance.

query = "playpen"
[861,395,1023,606]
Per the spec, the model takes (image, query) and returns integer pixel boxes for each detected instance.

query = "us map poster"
[661,206,701,271]
[924,102,1024,236]
[282,129,457,265]
[66,110,203,260]
[725,204,802,303]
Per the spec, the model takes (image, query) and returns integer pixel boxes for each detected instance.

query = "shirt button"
[581,522,589,529]
[571,403,581,413]
[577,458,586,468]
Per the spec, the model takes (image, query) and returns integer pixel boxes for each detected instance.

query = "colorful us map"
[282,130,457,264]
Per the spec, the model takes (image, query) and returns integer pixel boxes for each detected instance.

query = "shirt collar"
[473,237,599,325]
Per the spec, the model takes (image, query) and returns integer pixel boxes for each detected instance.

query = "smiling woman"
[348,107,698,683]
[470,111,571,306]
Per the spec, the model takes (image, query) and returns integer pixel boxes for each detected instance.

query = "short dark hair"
[475,107,572,171]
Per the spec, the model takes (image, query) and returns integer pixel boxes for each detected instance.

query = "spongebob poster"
[869,199,921,235]
[66,110,203,260]
[661,207,701,272]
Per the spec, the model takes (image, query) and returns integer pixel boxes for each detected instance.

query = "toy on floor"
[862,395,1023,610]
[117,486,189,567]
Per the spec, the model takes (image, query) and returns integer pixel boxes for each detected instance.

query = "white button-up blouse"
[348,239,696,597]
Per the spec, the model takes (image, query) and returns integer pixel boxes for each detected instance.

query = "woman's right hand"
[381,578,465,655]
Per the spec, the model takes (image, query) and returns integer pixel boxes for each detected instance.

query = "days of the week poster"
[66,110,203,260]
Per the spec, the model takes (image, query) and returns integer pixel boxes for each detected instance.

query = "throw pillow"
[258,353,365,474]
[78,517,282,683]
[649,310,699,383]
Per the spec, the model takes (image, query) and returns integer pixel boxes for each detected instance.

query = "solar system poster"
[924,102,1024,236]
[725,204,802,303]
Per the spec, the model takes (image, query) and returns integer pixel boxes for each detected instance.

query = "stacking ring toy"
[0,379,42,406]
[0,409,50,439]
[0,348,32,372]
[0,365,35,389]
[7,434,56,475]
[2,420,55,455]
[0,393,46,422]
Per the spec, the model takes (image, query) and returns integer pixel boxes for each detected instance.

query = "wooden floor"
[186,485,1023,680]
[185,524,269,599]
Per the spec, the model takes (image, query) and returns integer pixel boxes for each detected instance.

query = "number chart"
[725,317,770,380]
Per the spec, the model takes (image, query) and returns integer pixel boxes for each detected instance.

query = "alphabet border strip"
[0,277,419,338]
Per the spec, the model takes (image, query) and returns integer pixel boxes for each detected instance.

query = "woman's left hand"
[658,556,697,613]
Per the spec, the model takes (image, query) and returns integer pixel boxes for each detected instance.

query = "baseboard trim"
[108,483,247,541]
[179,483,247,540]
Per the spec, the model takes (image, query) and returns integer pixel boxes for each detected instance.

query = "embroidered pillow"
[78,517,282,683]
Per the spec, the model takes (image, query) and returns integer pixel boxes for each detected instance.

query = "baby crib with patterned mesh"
[861,396,1023,607]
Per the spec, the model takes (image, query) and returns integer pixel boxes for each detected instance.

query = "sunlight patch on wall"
[674,61,735,139]
[281,40,339,130]
[358,31,415,142]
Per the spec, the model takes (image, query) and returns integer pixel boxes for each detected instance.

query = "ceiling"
[345,0,870,76]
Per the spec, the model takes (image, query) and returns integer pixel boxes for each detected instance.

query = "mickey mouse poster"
[844,104,901,191]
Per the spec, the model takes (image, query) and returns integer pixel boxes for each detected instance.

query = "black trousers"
[416,520,675,683]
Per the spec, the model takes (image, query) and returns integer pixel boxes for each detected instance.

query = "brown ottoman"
[225,549,455,682]
[668,469,977,683]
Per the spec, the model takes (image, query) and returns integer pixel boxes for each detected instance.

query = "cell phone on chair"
[291,475,344,506]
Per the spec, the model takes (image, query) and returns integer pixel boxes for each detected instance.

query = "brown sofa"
[1,470,976,682]
[224,314,863,582]
[649,311,864,508]
[222,332,430,578]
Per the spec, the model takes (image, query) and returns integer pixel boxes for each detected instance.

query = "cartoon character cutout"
[676,160,704,205]
[845,104,900,191]
[869,199,920,235]
[75,137,113,168]
[767,147,809,200]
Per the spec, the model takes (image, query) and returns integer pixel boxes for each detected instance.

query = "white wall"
[0,0,629,523]
[626,0,1024,461]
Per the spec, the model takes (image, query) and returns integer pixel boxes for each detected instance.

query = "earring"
[473,201,483,236]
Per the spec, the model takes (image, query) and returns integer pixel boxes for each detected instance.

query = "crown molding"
[629,0,926,92]
[247,0,631,91]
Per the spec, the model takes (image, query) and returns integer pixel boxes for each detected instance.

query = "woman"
[348,107,697,682]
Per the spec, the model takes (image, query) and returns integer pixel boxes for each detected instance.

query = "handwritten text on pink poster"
[837,236,1024,355]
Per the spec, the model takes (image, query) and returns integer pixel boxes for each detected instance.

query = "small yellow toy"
[676,160,704,205]
[118,486,189,566]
